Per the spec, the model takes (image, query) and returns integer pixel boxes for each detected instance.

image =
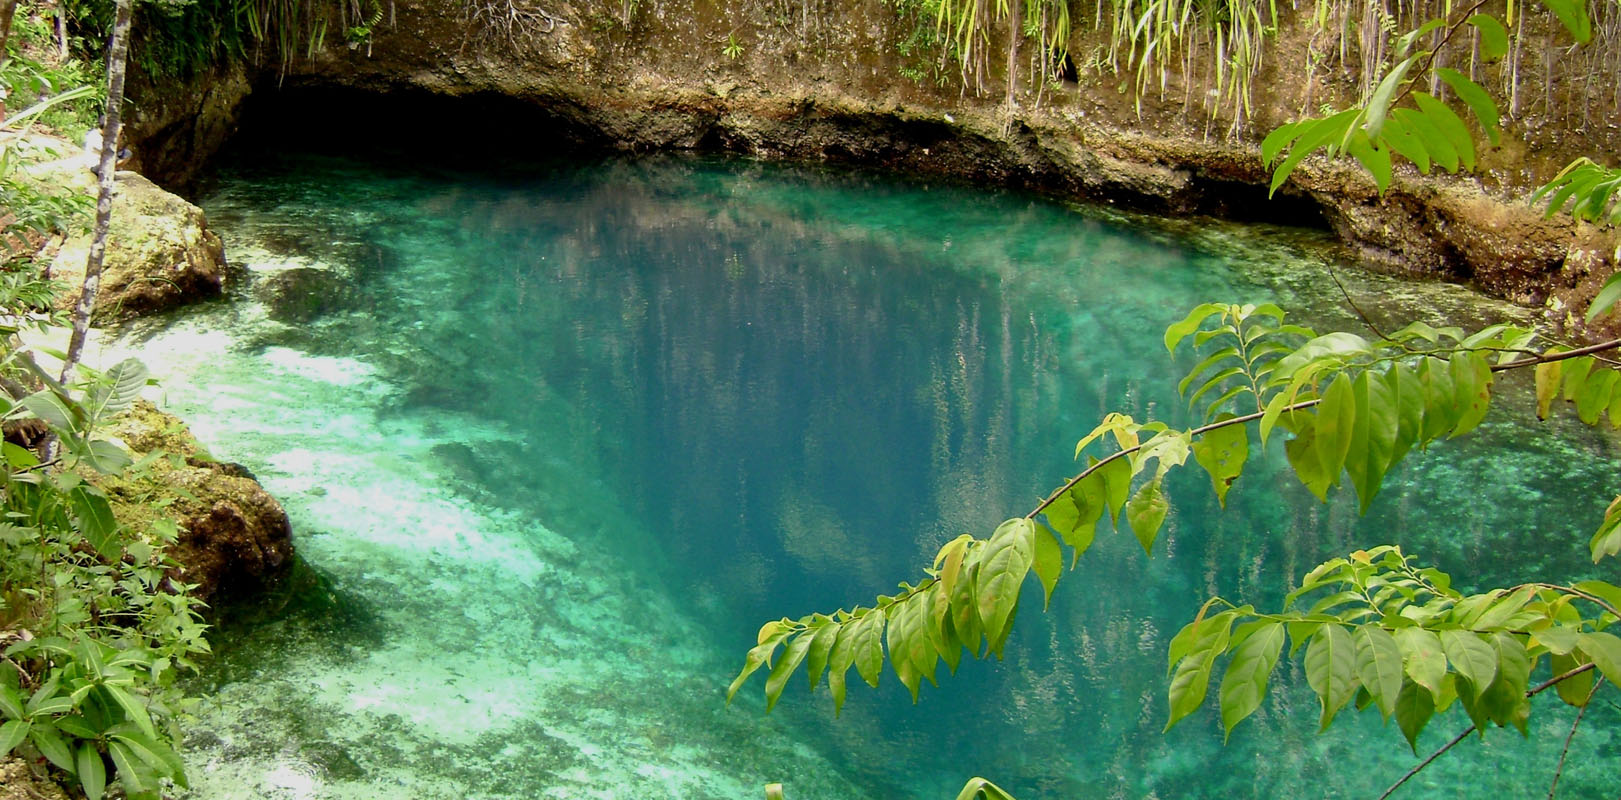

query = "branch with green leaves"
[729,303,1621,717]
[1164,545,1621,753]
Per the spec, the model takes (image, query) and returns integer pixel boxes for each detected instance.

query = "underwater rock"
[256,266,356,323]
[50,170,225,323]
[100,400,293,603]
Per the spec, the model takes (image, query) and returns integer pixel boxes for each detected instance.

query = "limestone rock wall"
[122,0,1620,336]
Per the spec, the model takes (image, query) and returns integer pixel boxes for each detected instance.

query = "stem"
[59,0,134,385]
[1546,675,1603,800]
[1377,663,1597,800]
[1390,0,1493,110]
[1026,399,1321,520]
[1494,339,1621,371]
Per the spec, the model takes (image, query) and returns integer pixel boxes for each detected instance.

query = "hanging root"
[460,0,561,54]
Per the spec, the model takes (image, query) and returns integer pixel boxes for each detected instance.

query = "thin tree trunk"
[1005,0,1023,108]
[59,0,132,385]
[0,0,19,61]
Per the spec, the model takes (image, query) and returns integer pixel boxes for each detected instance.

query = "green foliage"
[1260,0,1606,196]
[0,108,202,797]
[0,348,205,800]
[1165,546,1621,752]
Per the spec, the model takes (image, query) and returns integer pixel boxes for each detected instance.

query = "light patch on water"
[104,274,873,798]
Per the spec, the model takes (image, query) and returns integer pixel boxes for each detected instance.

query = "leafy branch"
[730,306,1621,717]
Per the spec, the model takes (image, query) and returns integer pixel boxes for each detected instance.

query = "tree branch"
[1547,674,1603,800]
[1377,662,1598,800]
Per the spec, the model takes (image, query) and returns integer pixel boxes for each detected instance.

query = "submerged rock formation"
[101,401,294,603]
[49,170,225,323]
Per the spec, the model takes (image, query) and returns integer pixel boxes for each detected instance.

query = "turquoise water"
[105,153,1620,799]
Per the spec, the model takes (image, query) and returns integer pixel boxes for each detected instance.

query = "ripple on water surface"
[105,153,1620,799]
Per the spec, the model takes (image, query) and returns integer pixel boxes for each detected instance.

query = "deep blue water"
[117,152,1620,799]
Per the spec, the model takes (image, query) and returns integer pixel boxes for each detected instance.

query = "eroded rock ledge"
[124,0,1619,340]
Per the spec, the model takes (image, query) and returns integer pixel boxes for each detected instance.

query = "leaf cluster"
[1167,546,1621,753]
[731,304,1619,721]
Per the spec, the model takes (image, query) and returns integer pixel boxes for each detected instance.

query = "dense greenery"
[0,8,202,797]
[736,0,1621,796]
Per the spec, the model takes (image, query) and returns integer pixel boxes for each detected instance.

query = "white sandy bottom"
[101,312,867,800]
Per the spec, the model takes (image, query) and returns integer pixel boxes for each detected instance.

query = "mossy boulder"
[98,400,293,602]
[49,170,225,323]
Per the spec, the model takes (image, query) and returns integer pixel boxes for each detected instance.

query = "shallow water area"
[101,152,1621,799]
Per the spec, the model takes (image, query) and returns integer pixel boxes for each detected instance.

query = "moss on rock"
[99,400,293,603]
[49,170,225,324]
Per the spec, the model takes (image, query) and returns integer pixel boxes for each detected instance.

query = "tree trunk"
[0,0,18,62]
[59,0,132,385]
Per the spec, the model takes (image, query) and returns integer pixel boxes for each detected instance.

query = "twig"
[1327,266,1389,340]
[1547,675,1603,799]
[1378,663,1597,799]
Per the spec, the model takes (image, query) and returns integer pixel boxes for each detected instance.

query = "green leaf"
[805,618,840,691]
[1218,621,1284,739]
[826,618,856,713]
[1316,374,1359,479]
[0,685,22,720]
[85,359,149,424]
[1031,525,1062,610]
[1393,17,1445,56]
[1587,272,1621,323]
[1540,0,1592,43]
[1394,680,1435,753]
[1562,357,1594,403]
[1447,351,1492,437]
[1590,501,1621,563]
[1378,116,1430,174]
[1348,133,1393,195]
[1354,626,1404,720]
[1395,627,1446,699]
[1126,478,1169,556]
[1440,630,1497,699]
[1575,368,1616,426]
[1191,419,1247,508]
[763,630,812,712]
[77,742,107,800]
[69,486,121,562]
[1435,68,1501,146]
[1165,303,1225,352]
[0,719,28,754]
[955,777,1018,800]
[1393,107,1459,173]
[1305,624,1358,730]
[1260,120,1312,168]
[886,593,931,702]
[1165,611,1235,731]
[975,519,1035,648]
[1577,632,1621,686]
[29,724,73,772]
[100,684,156,742]
[1362,56,1417,140]
[726,622,791,703]
[1412,92,1476,171]
[1551,652,1595,707]
[1466,14,1510,59]
[106,740,152,795]
[1536,359,1564,420]
[1098,457,1132,524]
[20,390,75,432]
[850,608,886,687]
[1284,417,1334,502]
[1344,370,1397,514]
[1269,110,1360,197]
